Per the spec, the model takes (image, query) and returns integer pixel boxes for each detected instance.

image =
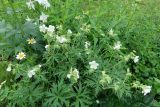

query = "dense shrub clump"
[0,0,160,107]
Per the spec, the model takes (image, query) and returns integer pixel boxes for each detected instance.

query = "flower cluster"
[38,12,70,45]
[26,0,50,10]
[132,81,152,96]
[28,64,42,78]
[6,63,12,72]
[67,68,80,82]
[99,71,112,86]
[89,61,99,70]
[124,51,140,63]
[39,12,49,23]
[108,29,117,36]
[113,41,122,50]
[141,85,152,96]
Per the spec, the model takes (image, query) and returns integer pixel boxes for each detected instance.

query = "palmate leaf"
[0,87,9,106]
[43,81,72,107]
[71,83,92,107]
[84,74,102,96]
[23,22,39,37]
[0,61,10,82]
[7,82,43,107]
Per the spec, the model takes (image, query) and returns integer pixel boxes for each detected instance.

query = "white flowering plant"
[0,0,160,107]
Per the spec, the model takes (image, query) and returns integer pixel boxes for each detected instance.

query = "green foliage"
[0,0,160,107]
[44,82,72,107]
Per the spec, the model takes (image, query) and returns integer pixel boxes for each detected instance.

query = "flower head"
[96,100,100,104]
[28,70,35,78]
[100,71,112,85]
[45,45,50,49]
[39,24,47,33]
[16,52,26,60]
[6,63,12,72]
[85,41,90,49]
[133,56,139,63]
[35,0,50,9]
[67,68,79,82]
[42,0,51,9]
[56,36,67,44]
[27,38,36,44]
[108,29,117,36]
[126,68,132,77]
[38,64,42,68]
[142,85,152,95]
[26,0,35,10]
[67,29,72,35]
[47,25,55,35]
[39,12,48,23]
[113,41,122,50]
[89,61,99,70]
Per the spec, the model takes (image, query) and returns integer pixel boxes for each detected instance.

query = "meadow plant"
[0,0,160,107]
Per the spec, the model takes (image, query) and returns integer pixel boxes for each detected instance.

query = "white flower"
[85,41,90,49]
[89,61,99,70]
[96,100,100,104]
[45,45,50,49]
[28,70,35,78]
[142,85,152,95]
[43,0,51,9]
[133,56,139,63]
[38,64,42,68]
[6,66,11,72]
[73,68,80,79]
[26,0,35,10]
[39,12,48,23]
[35,0,43,4]
[47,25,55,35]
[67,68,79,81]
[67,74,71,79]
[113,41,122,50]
[100,71,112,84]
[6,64,12,72]
[108,29,116,36]
[16,52,26,60]
[39,24,47,33]
[27,38,36,44]
[85,42,91,54]
[35,0,50,9]
[26,16,32,22]
[67,29,72,35]
[56,36,67,43]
